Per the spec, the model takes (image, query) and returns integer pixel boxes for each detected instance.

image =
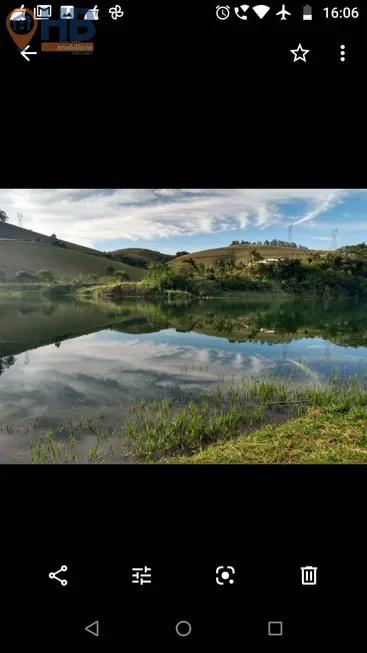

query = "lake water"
[1,296,367,462]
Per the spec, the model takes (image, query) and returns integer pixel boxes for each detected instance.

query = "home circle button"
[175,621,192,637]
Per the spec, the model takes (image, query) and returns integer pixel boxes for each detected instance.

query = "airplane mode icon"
[276,4,291,19]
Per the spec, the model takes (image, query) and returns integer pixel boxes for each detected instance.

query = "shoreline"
[4,375,367,464]
[0,280,364,303]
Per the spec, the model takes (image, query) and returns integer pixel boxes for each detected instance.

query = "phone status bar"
[3,3,366,66]
[215,4,362,22]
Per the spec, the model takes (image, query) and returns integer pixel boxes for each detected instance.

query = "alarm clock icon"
[216,5,230,20]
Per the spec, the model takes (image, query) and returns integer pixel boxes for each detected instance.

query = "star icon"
[290,43,310,62]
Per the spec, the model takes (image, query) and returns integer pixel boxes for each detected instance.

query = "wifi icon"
[252,4,270,18]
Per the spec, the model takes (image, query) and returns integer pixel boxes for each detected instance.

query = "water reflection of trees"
[112,299,367,348]
[0,355,16,376]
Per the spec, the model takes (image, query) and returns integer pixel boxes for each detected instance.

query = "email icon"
[34,5,52,19]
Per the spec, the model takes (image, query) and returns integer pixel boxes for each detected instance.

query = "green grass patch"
[121,376,367,464]
[172,405,367,464]
[76,281,141,299]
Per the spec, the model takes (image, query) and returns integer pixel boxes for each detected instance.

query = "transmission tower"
[17,212,23,228]
[288,225,293,243]
[331,228,338,250]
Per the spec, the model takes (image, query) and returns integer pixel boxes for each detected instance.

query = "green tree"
[144,262,188,290]
[15,271,35,282]
[0,355,16,376]
[114,271,130,281]
[196,263,205,276]
[106,266,115,274]
[50,233,57,239]
[88,273,99,281]
[250,248,263,261]
[180,258,198,279]
[36,269,55,283]
[0,209,9,223]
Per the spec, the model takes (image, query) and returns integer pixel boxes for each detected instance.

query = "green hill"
[0,220,112,259]
[0,236,144,281]
[111,247,174,268]
[171,244,324,267]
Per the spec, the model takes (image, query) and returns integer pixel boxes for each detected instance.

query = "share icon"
[49,565,68,586]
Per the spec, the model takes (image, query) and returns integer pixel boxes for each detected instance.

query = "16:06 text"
[323,7,359,18]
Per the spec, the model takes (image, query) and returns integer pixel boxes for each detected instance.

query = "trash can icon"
[301,565,317,585]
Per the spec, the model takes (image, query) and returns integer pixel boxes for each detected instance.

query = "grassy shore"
[121,376,367,464]
[170,405,367,464]
[11,375,367,464]
[76,282,195,301]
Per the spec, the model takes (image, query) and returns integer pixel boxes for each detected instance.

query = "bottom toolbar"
[4,557,363,645]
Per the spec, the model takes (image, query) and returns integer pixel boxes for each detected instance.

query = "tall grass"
[121,374,367,462]
[9,373,367,464]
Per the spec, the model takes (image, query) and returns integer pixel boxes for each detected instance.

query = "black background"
[1,0,366,646]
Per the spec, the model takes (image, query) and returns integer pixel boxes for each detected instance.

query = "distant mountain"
[111,248,175,268]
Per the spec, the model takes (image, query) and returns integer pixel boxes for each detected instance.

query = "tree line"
[230,239,308,249]
[139,243,367,299]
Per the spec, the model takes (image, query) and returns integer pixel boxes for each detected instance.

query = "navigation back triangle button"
[85,621,99,637]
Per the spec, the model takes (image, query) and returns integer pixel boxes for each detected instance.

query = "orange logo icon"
[6,5,38,50]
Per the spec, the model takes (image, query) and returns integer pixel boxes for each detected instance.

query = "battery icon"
[303,4,312,20]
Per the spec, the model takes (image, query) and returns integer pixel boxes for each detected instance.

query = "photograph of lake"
[1,188,367,464]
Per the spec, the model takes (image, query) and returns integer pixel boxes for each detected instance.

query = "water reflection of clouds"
[0,330,366,429]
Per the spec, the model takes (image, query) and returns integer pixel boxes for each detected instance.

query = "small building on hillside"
[249,258,279,266]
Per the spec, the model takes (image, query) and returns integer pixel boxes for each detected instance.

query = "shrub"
[106,266,115,274]
[119,255,146,268]
[15,271,36,282]
[114,271,130,281]
[88,273,99,281]
[50,238,66,248]
[36,269,55,283]
[250,248,263,261]
[35,237,41,242]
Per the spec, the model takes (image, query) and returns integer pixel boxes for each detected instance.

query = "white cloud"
[0,188,363,247]
[292,191,346,226]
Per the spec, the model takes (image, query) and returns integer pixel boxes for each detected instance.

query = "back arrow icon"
[85,621,99,637]
[20,45,37,62]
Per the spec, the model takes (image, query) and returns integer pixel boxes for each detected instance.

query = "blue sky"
[1,189,366,253]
